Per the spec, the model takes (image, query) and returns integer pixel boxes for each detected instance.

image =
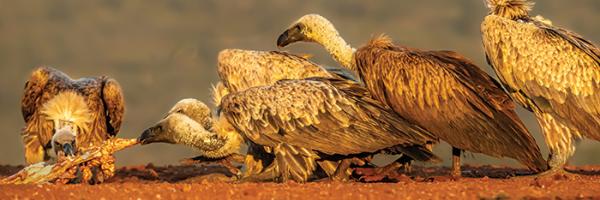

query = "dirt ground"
[1,164,599,199]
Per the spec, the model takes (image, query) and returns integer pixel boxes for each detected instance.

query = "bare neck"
[172,119,242,159]
[316,30,356,72]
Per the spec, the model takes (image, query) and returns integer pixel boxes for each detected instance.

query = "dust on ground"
[1,164,599,199]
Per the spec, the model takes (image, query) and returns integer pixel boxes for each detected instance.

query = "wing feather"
[21,67,72,147]
[482,15,600,140]
[100,77,125,136]
[355,37,546,171]
[217,49,335,93]
[221,77,435,156]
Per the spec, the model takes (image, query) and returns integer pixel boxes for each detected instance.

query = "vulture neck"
[172,116,242,159]
[314,28,356,72]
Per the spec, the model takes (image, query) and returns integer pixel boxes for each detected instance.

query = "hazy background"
[0,0,598,167]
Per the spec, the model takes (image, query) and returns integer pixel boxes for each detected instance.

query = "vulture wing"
[21,67,72,163]
[100,77,125,136]
[217,49,334,93]
[220,77,435,156]
[482,15,600,140]
[355,36,546,171]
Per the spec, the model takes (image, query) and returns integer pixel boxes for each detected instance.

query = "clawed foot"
[536,168,576,180]
[531,168,579,187]
[450,169,461,180]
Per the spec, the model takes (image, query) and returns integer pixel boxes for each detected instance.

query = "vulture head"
[277,14,337,48]
[138,98,242,159]
[40,91,92,158]
[277,14,355,69]
[51,127,77,158]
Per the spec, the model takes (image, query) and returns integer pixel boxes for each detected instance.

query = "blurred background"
[0,0,598,167]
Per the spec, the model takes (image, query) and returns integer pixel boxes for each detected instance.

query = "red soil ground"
[1,164,599,199]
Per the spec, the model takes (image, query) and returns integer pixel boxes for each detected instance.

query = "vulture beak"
[138,124,166,145]
[277,24,306,48]
[52,125,78,158]
[62,143,75,157]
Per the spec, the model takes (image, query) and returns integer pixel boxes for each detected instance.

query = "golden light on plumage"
[141,78,439,182]
[481,0,600,173]
[211,49,360,180]
[213,49,355,106]
[20,66,125,182]
[221,78,439,182]
[277,14,547,177]
[40,91,93,137]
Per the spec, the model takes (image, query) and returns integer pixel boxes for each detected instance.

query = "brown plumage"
[213,49,356,105]
[219,77,438,182]
[213,49,359,180]
[21,66,125,165]
[277,14,547,176]
[140,78,438,182]
[482,0,600,172]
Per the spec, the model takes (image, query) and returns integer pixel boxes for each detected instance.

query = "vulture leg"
[451,147,462,178]
[534,112,578,180]
[330,158,353,182]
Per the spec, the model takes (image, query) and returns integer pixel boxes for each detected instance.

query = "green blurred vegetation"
[0,0,598,167]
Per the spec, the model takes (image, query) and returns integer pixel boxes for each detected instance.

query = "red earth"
[1,164,599,199]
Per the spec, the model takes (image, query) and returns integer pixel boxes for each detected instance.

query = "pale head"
[141,98,212,144]
[51,127,77,158]
[277,14,338,48]
[277,14,356,70]
[138,98,241,158]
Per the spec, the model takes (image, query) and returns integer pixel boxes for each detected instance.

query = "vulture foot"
[354,155,412,182]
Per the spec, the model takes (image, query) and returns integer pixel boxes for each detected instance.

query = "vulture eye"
[294,24,304,32]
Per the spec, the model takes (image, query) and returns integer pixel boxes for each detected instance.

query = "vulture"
[139,77,439,182]
[20,67,125,180]
[277,14,548,177]
[212,49,363,179]
[481,0,600,174]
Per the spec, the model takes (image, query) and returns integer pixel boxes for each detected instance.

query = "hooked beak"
[277,25,306,48]
[138,127,154,144]
[62,143,75,157]
[138,124,166,145]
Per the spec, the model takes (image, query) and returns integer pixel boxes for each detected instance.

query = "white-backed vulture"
[212,49,361,179]
[277,14,547,177]
[139,77,439,182]
[21,66,125,182]
[481,0,600,175]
